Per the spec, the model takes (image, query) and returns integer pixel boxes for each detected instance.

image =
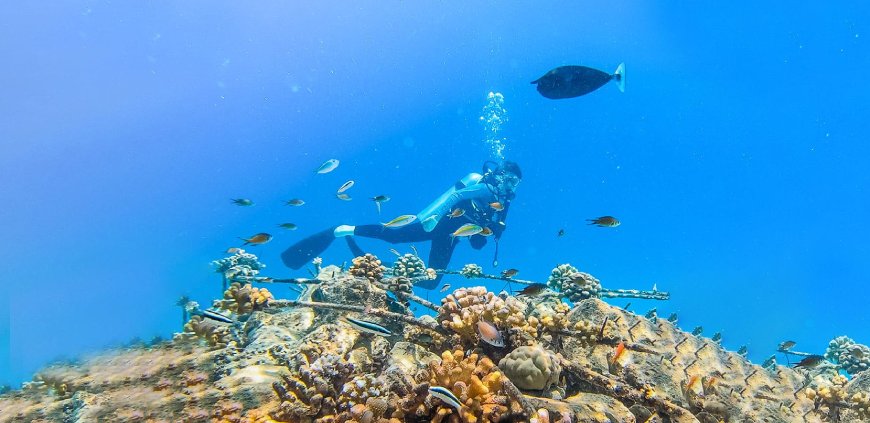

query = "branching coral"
[217,282,273,315]
[178,315,235,348]
[460,263,483,279]
[545,264,579,292]
[437,287,534,346]
[805,374,851,421]
[420,349,514,423]
[498,346,562,391]
[350,254,386,284]
[212,249,266,278]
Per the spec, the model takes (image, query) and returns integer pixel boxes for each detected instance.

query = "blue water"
[1,2,868,387]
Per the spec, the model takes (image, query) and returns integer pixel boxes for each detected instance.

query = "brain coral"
[498,345,562,391]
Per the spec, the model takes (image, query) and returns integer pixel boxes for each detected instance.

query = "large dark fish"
[531,63,625,99]
[793,354,825,369]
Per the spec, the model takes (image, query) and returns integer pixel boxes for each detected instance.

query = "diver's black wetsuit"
[281,165,517,289]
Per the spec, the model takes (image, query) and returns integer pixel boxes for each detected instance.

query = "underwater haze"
[1,1,868,388]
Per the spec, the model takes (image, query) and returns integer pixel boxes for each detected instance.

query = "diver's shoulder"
[462,172,484,183]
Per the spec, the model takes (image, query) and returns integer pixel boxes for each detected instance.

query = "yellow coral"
[218,282,273,315]
[181,315,234,347]
[425,349,513,423]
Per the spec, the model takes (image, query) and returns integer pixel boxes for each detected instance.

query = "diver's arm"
[417,173,488,232]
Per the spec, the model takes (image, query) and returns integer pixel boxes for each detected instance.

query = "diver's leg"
[419,235,457,289]
[352,222,430,244]
[281,227,339,269]
[344,237,365,258]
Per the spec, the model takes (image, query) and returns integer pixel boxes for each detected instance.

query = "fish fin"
[613,63,625,93]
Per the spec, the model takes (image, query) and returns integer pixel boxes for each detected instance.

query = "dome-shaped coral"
[546,264,578,292]
[561,272,602,302]
[392,253,427,279]
[498,345,562,391]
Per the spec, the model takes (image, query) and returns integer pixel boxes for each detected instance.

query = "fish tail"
[238,237,249,246]
[613,63,625,93]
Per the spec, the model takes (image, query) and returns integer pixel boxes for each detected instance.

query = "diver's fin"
[280,227,336,269]
[613,63,625,93]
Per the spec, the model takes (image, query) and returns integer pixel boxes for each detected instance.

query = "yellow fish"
[382,214,417,228]
[451,223,482,237]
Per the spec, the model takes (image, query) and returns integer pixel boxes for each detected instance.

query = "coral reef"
[4,256,866,423]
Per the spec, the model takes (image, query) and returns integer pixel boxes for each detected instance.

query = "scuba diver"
[281,161,522,289]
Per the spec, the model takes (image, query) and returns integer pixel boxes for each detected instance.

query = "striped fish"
[342,317,393,336]
[200,309,234,324]
[429,386,462,410]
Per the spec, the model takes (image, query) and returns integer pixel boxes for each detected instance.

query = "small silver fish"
[336,193,352,201]
[285,199,305,206]
[429,386,462,410]
[337,180,355,193]
[231,198,254,206]
[342,317,392,336]
[439,284,451,293]
[316,159,339,174]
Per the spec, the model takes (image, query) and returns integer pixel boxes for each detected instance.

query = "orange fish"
[610,341,626,365]
[479,227,493,236]
[448,208,465,218]
[240,233,273,246]
[490,201,504,211]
